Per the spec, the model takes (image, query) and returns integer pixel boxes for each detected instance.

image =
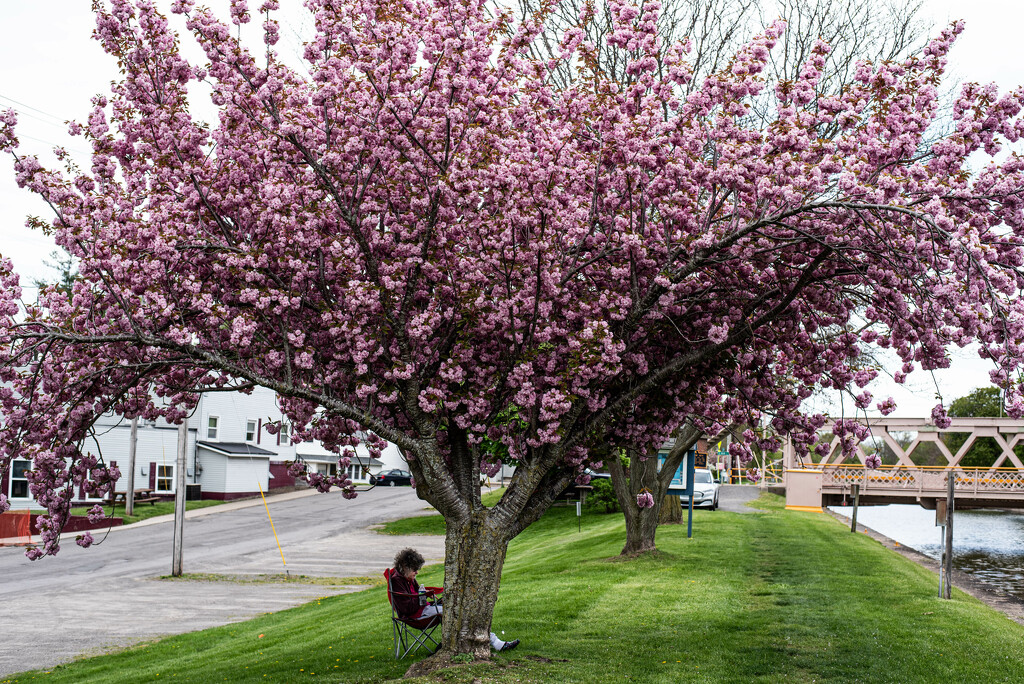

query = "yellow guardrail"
[817,463,1024,493]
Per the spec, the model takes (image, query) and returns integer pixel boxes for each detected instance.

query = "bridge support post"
[850,484,860,532]
[941,475,955,599]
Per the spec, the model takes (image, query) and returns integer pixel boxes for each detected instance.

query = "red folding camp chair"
[384,567,445,659]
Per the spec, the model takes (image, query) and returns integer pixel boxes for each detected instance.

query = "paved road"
[717,484,762,513]
[0,487,445,676]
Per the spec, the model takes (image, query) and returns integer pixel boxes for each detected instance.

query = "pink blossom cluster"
[636,490,655,508]
[0,0,1023,556]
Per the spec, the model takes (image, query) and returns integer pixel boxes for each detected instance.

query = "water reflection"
[830,504,1024,600]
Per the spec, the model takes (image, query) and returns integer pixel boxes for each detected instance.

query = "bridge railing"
[820,464,1024,496]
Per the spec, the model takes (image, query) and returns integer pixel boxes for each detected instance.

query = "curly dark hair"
[394,548,425,575]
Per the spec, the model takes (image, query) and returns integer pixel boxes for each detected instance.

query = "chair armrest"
[390,589,440,604]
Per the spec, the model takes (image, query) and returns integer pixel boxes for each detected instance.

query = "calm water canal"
[830,504,1024,600]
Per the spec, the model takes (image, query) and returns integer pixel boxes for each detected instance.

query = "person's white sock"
[489,632,505,649]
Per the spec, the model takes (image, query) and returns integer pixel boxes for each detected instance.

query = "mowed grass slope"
[8,494,1024,683]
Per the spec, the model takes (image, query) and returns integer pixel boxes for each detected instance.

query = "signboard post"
[850,484,860,533]
[686,452,695,539]
[941,477,955,599]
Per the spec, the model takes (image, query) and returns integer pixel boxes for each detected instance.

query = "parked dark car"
[370,469,413,487]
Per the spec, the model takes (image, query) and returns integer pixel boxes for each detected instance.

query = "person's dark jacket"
[390,573,424,620]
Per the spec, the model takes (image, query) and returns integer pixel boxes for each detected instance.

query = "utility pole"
[171,418,188,577]
[125,417,138,517]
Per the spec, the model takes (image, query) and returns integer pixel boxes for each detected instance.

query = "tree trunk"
[659,493,682,524]
[437,510,509,658]
[621,502,660,555]
[608,428,708,555]
[610,447,662,555]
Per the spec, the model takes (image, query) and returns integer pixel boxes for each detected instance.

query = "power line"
[0,104,69,132]
[0,93,67,124]
[10,132,93,158]
[0,94,94,155]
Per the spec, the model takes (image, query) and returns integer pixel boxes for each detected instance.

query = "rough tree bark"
[404,433,578,673]
[609,425,705,555]
[440,512,509,658]
[659,493,683,524]
[610,446,659,555]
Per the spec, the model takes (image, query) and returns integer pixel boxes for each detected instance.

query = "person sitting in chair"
[390,547,520,652]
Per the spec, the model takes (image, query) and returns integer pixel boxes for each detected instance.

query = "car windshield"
[694,471,713,484]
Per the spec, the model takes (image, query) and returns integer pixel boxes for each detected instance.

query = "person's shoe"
[499,639,520,652]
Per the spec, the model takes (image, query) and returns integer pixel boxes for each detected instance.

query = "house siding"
[198,447,228,496]
[225,455,269,495]
[197,388,295,457]
[198,453,269,499]
[93,424,198,494]
[2,385,403,507]
[295,442,403,473]
[269,461,296,489]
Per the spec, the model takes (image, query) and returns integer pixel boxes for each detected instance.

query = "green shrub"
[585,477,620,513]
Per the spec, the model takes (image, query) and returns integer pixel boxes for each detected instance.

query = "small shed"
[196,441,275,500]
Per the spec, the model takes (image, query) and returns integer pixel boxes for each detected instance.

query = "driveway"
[717,484,762,513]
[0,487,445,676]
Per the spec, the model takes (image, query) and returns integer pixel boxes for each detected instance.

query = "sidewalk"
[0,487,321,547]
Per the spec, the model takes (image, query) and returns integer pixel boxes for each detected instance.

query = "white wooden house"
[2,385,409,508]
[291,440,411,484]
[193,387,297,500]
[94,411,199,499]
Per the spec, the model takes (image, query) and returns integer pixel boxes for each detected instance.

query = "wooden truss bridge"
[783,418,1024,511]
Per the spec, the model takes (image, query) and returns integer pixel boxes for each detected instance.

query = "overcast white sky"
[0,0,1019,417]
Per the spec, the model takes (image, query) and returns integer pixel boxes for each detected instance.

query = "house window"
[207,416,219,440]
[156,464,174,492]
[10,459,30,498]
[278,422,290,444]
[245,419,257,442]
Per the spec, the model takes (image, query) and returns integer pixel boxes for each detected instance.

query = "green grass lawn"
[8,493,1024,683]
